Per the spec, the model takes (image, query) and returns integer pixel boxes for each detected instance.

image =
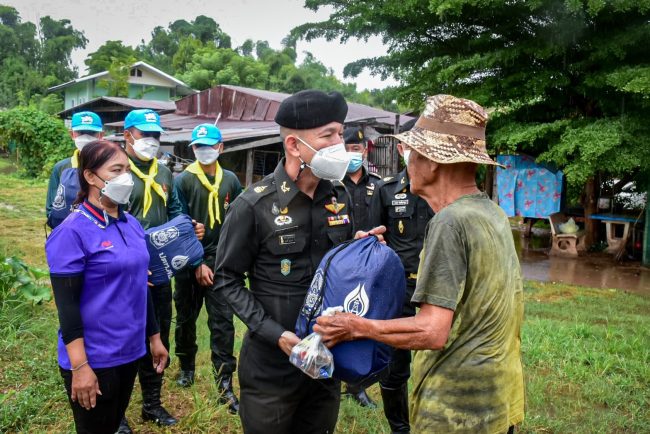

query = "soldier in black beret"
[212,89,385,433]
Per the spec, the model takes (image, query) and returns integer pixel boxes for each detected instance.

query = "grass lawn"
[0,157,648,433]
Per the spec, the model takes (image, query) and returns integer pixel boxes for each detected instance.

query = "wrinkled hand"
[149,334,169,374]
[192,220,205,241]
[195,264,214,287]
[313,312,359,348]
[278,331,301,356]
[71,364,101,410]
[354,225,386,244]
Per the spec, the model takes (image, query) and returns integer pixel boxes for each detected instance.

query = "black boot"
[343,384,377,409]
[217,376,240,414]
[177,369,195,388]
[115,416,132,434]
[141,378,178,426]
[380,384,410,433]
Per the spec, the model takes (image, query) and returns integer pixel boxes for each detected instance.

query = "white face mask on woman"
[97,172,134,205]
[296,137,350,181]
[131,136,160,161]
[193,146,220,165]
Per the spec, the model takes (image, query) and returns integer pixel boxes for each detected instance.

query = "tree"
[294,0,650,204]
[37,16,87,81]
[85,40,137,74]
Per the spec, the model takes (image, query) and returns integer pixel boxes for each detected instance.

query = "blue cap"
[124,109,164,133]
[190,123,222,146]
[71,111,103,132]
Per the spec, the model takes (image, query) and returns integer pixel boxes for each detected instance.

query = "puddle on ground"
[511,228,650,295]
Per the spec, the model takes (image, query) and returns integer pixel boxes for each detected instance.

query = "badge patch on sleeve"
[280,259,291,276]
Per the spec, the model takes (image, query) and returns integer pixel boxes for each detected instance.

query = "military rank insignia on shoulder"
[383,176,394,182]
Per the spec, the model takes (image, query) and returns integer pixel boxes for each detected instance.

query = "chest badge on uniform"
[280,181,290,193]
[395,193,407,200]
[280,259,291,276]
[327,214,350,226]
[280,207,289,214]
[274,215,293,226]
[398,220,405,234]
[325,197,345,214]
[224,193,230,210]
[254,185,267,193]
[271,202,280,215]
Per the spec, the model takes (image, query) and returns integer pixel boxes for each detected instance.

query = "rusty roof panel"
[220,87,235,120]
[230,92,247,120]
[252,98,271,121]
[241,93,261,121]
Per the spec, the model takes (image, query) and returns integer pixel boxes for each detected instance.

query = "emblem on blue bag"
[302,269,324,316]
[171,255,189,270]
[150,227,180,249]
[344,283,369,317]
[280,259,291,276]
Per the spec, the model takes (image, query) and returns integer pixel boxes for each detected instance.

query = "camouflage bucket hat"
[390,94,502,167]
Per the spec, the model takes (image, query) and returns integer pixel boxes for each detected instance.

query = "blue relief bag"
[48,167,80,229]
[145,215,204,286]
[295,236,406,385]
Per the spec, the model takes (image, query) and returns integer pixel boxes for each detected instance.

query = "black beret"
[343,126,366,146]
[275,90,348,129]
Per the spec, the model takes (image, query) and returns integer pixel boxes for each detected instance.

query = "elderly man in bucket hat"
[314,95,525,433]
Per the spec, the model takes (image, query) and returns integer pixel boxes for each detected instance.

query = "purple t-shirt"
[45,202,150,369]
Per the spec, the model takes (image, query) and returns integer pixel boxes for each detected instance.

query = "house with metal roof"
[48,61,195,110]
[102,84,412,185]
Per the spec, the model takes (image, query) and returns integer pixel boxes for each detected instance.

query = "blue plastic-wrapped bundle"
[145,215,204,286]
[296,236,406,385]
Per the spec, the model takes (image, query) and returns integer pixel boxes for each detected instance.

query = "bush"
[0,255,50,305]
[0,107,73,178]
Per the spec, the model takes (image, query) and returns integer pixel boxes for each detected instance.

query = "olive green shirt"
[127,156,183,230]
[173,165,242,261]
[411,193,525,433]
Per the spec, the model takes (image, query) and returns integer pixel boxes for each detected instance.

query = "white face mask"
[99,172,134,205]
[296,137,350,181]
[131,136,160,161]
[403,149,412,166]
[193,146,220,165]
[74,134,97,151]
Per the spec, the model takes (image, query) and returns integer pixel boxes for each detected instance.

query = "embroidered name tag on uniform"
[392,199,409,206]
[279,233,296,245]
[394,206,407,213]
[327,214,350,226]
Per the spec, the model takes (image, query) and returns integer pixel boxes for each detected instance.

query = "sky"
[4,0,399,91]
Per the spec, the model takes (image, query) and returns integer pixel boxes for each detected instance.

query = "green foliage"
[0,5,86,109]
[0,255,50,305]
[85,40,137,74]
[0,107,73,178]
[295,0,650,191]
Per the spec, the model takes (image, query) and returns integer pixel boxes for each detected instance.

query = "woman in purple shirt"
[46,140,168,434]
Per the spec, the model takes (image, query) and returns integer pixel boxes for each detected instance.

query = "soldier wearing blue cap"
[46,111,103,228]
[119,109,204,432]
[172,124,242,413]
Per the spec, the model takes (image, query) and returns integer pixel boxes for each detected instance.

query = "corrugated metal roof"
[58,96,177,118]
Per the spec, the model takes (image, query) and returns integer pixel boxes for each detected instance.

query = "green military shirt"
[411,193,525,433]
[127,156,183,229]
[174,164,242,261]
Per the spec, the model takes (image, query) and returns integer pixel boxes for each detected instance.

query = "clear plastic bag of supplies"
[289,307,343,379]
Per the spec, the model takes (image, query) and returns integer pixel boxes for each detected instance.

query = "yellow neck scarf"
[71,149,79,168]
[185,161,223,229]
[129,158,167,217]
